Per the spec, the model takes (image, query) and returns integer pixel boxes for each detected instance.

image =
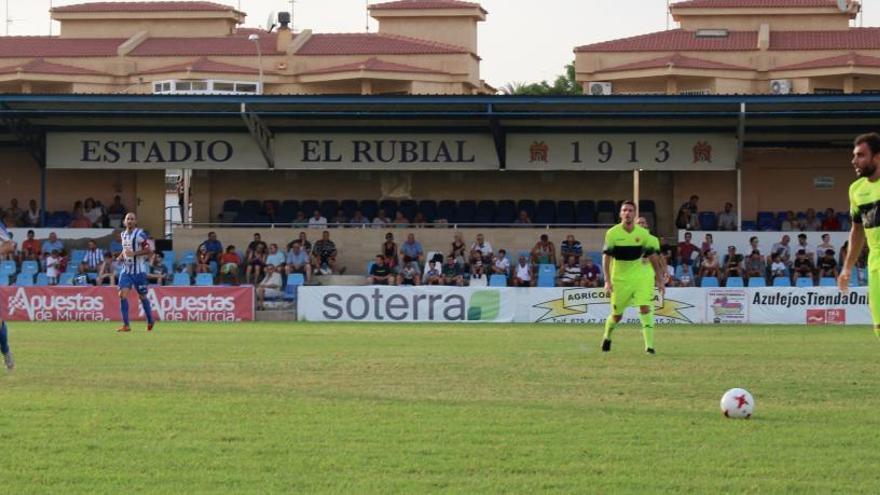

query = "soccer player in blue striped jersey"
[117,213,155,332]
[0,220,14,369]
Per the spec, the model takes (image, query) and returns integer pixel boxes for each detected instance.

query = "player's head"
[853,132,880,178]
[619,201,636,225]
[636,216,648,229]
[123,212,137,229]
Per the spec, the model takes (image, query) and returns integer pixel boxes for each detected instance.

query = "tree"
[501,63,581,96]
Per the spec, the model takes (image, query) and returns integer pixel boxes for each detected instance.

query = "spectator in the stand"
[470,233,493,265]
[745,250,766,283]
[795,233,815,263]
[96,253,117,286]
[381,233,399,272]
[677,263,695,287]
[512,255,533,287]
[0,232,15,262]
[41,232,63,255]
[397,256,421,286]
[308,210,327,229]
[800,208,821,231]
[264,202,278,223]
[147,254,169,285]
[492,249,510,278]
[425,255,443,285]
[817,249,838,280]
[780,210,798,231]
[400,233,424,269]
[313,230,343,275]
[744,236,763,258]
[700,233,715,257]
[531,234,556,267]
[770,235,792,266]
[821,208,841,231]
[682,194,699,215]
[45,249,61,285]
[441,256,464,286]
[677,232,698,266]
[23,199,40,227]
[295,231,312,254]
[291,211,308,228]
[675,195,700,230]
[816,234,836,263]
[349,209,369,226]
[412,212,428,227]
[792,249,815,284]
[718,202,737,231]
[662,251,675,287]
[560,234,583,263]
[219,246,241,285]
[839,240,849,269]
[331,209,348,226]
[256,264,283,309]
[107,195,127,216]
[266,243,285,270]
[769,253,787,279]
[515,210,532,225]
[372,209,390,227]
[582,256,601,288]
[723,246,744,281]
[285,240,311,284]
[69,205,92,228]
[6,199,22,227]
[195,245,212,274]
[84,198,104,227]
[450,232,467,266]
[469,249,485,280]
[558,255,582,287]
[368,255,395,285]
[20,230,40,262]
[392,211,410,228]
[698,251,721,280]
[245,243,267,284]
[246,233,267,258]
[199,232,223,263]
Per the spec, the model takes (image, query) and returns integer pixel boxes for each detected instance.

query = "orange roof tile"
[775,52,880,70]
[52,1,237,13]
[297,33,469,55]
[140,57,269,75]
[598,53,751,72]
[0,58,106,75]
[299,57,447,75]
[370,0,487,14]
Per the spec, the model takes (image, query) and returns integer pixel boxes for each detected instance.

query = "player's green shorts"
[610,277,654,316]
[869,268,880,326]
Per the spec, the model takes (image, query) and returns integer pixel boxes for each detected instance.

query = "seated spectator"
[199,231,223,262]
[0,232,15,262]
[372,209,390,227]
[515,210,532,225]
[560,234,583,263]
[470,233,493,266]
[717,202,737,231]
[285,240,312,284]
[425,256,444,285]
[723,246,743,281]
[19,229,40,263]
[856,253,868,286]
[558,255,582,287]
[816,234,836,263]
[795,233,815,262]
[662,252,676,287]
[45,250,61,285]
[107,195,127,216]
[441,256,464,286]
[392,211,410,228]
[313,230,343,275]
[800,208,821,231]
[698,251,721,280]
[246,233,267,260]
[769,235,792,266]
[397,256,421,286]
[743,236,763,258]
[195,245,212,274]
[6,199,22,227]
[769,253,787,279]
[308,210,327,229]
[381,233,399,272]
[513,255,533,287]
[148,254,169,285]
[219,246,241,285]
[532,234,556,267]
[412,212,428,227]
[780,210,797,231]
[266,243,285,270]
[23,199,40,228]
[96,253,117,286]
[400,233,424,269]
[367,254,397,285]
[492,249,510,278]
[331,209,348,226]
[744,250,766,283]
[69,206,92,228]
[256,264,283,309]
[700,233,714,257]
[291,211,308,228]
[84,197,104,227]
[582,256,601,288]
[677,232,698,266]
[264,202,278,223]
[817,249,838,279]
[245,243,267,285]
[450,232,467,266]
[74,262,93,286]
[821,208,841,231]
[677,263,695,287]
[792,249,815,283]
[293,231,312,254]
[41,232,64,256]
[81,240,104,273]
[349,209,369,226]
[469,249,486,280]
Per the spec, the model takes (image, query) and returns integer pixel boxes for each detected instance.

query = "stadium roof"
[671,0,842,8]
[370,0,488,14]
[51,1,239,13]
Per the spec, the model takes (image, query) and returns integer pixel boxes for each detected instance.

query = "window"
[679,89,712,96]
[814,88,844,95]
[695,29,728,38]
[152,79,261,95]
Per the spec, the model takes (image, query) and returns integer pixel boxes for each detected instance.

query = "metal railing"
[169,221,615,231]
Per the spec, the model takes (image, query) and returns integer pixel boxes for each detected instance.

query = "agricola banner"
[0,286,254,322]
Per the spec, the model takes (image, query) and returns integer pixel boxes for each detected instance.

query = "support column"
[665,77,678,95]
[844,76,855,94]
[361,79,373,95]
[633,169,640,217]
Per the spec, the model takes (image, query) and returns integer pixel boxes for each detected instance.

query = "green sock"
[603,318,617,341]
[639,310,655,349]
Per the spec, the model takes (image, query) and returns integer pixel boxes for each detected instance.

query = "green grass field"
[1,322,879,494]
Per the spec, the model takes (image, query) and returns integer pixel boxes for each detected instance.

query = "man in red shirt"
[677,231,698,267]
[821,208,841,231]
[19,229,40,263]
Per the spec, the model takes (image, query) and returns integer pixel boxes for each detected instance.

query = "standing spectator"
[245,243,267,284]
[107,195,127,216]
[717,202,737,231]
[96,253,117,286]
[372,209,390,228]
[195,245,212,274]
[219,246,241,285]
[745,250,766,284]
[41,232,64,256]
[795,234,815,263]
[677,263,695,287]
[799,208,821,231]
[45,250,61,285]
[677,232,698,266]
[450,232,467,266]
[769,254,787,280]
[492,249,510,278]
[558,255,582,287]
[349,209,369,226]
[582,257,601,288]
[381,233,399,273]
[560,234,583,263]
[816,234,836,263]
[308,210,327,229]
[441,256,464,286]
[698,251,721,280]
[769,235,792,266]
[780,211,798,231]
[821,208,841,231]
[392,211,410,228]
[397,257,421,286]
[723,246,744,281]
[512,255,533,287]
[256,264,283,309]
[285,240,312,284]
[470,233,493,266]
[514,210,532,225]
[199,232,223,262]
[20,230,40,263]
[817,249,838,280]
[400,233,424,269]
[23,199,40,227]
[531,234,556,267]
[331,209,348,226]
[266,243,285,270]
[84,198,104,227]
[312,230,343,274]
[792,249,815,284]
[147,254,170,285]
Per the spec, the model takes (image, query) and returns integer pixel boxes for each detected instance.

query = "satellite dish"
[837,0,850,12]
[266,11,277,32]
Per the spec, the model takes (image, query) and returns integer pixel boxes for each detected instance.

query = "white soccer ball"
[720,388,754,419]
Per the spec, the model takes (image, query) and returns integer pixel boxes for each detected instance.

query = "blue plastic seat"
[0,274,8,286]
[222,199,242,213]
[639,200,656,213]
[35,273,49,286]
[537,264,556,288]
[748,277,766,287]
[489,274,507,287]
[741,220,757,231]
[819,277,837,287]
[300,200,320,216]
[454,200,476,224]
[172,273,191,286]
[360,200,379,220]
[700,276,719,288]
[726,276,744,287]
[535,200,556,224]
[195,273,214,286]
[287,273,305,288]
[796,277,814,287]
[557,201,575,224]
[399,200,418,221]
[59,273,75,285]
[773,277,791,287]
[699,212,717,231]
[474,200,496,224]
[21,261,39,274]
[0,260,16,276]
[495,200,517,224]
[340,199,359,219]
[517,200,537,220]
[15,273,34,286]
[379,199,398,219]
[417,200,437,222]
[437,200,456,222]
[320,200,339,220]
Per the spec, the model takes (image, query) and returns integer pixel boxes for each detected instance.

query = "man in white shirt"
[816,233,836,263]
[717,202,737,231]
[256,264,283,309]
[513,255,533,287]
[308,210,327,229]
[769,235,792,266]
[470,233,493,266]
[492,249,510,277]
[795,233,815,263]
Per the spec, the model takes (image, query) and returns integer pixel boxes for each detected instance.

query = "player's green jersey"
[640,234,661,281]
[603,224,657,282]
[849,177,880,271]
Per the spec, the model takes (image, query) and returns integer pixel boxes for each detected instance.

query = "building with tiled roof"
[0,0,489,95]
[574,0,880,94]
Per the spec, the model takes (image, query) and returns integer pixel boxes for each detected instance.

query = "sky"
[7,0,880,88]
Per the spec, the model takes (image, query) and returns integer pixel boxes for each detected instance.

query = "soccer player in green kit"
[601,201,664,354]
[840,132,880,338]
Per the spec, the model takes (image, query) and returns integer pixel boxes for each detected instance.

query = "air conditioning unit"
[770,79,792,95]
[588,82,613,96]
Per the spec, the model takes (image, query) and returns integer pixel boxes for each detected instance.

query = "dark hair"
[749,236,757,243]
[621,200,636,208]
[855,132,880,155]
[540,234,549,241]
[403,255,412,263]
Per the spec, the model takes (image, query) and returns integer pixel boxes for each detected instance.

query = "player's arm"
[646,236,664,292]
[133,233,153,258]
[602,229,614,291]
[840,191,865,291]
